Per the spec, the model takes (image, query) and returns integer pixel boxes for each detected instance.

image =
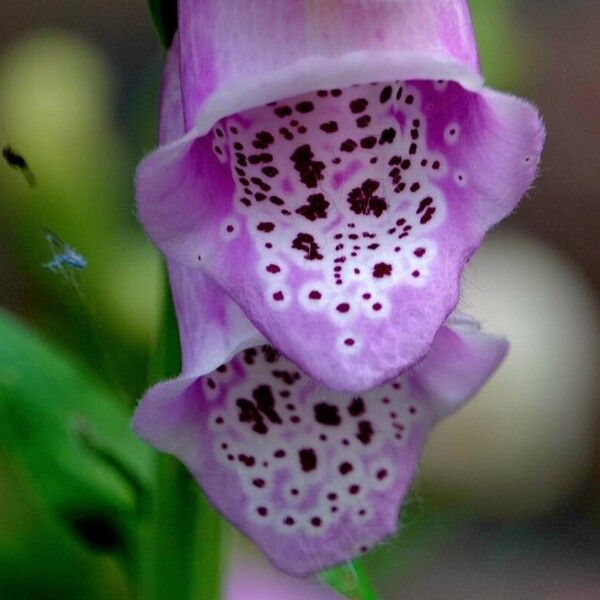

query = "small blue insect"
[43,229,87,277]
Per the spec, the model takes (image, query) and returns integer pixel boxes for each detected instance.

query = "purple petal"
[138,76,543,391]
[155,35,263,374]
[177,0,481,131]
[133,316,507,576]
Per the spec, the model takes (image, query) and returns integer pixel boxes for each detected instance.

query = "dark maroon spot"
[261,166,279,178]
[362,293,371,300]
[360,136,377,149]
[237,385,283,434]
[340,139,358,153]
[372,303,382,312]
[344,338,355,347]
[317,90,328,97]
[269,195,284,206]
[290,144,325,189]
[243,348,257,365]
[256,222,275,234]
[284,516,295,526]
[356,115,371,128]
[271,369,300,385]
[215,416,224,425]
[292,232,323,261]
[414,247,426,258]
[257,506,268,516]
[320,121,339,133]
[339,462,353,476]
[291,488,299,496]
[377,469,388,480]
[410,182,421,193]
[250,176,271,191]
[373,262,392,278]
[290,415,301,423]
[252,478,266,488]
[252,131,275,150]
[409,406,417,415]
[238,454,255,467]
[299,448,318,472]
[379,128,397,145]
[347,179,387,217]
[432,160,440,170]
[314,402,342,426]
[336,303,350,313]
[367,243,380,250]
[308,290,322,300]
[226,225,234,233]
[297,126,307,134]
[356,420,374,445]
[331,88,342,97]
[349,484,360,495]
[296,100,314,113]
[311,517,322,527]
[417,197,433,213]
[295,192,329,221]
[405,94,414,105]
[379,85,392,103]
[265,263,280,275]
[206,378,216,389]
[279,126,294,140]
[348,397,365,417]
[274,449,286,458]
[328,492,338,501]
[350,98,368,114]
[420,207,436,224]
[274,106,292,118]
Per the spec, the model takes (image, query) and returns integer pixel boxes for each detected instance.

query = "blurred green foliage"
[0,310,151,563]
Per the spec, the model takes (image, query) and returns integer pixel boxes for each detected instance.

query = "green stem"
[138,267,222,600]
[320,560,380,600]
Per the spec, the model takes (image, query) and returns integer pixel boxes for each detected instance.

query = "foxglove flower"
[136,0,543,391]
[134,0,543,576]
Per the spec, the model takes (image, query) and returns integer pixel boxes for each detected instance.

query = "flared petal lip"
[183,51,484,138]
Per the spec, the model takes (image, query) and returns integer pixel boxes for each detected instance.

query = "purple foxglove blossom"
[136,0,544,392]
[134,297,507,575]
[134,0,543,576]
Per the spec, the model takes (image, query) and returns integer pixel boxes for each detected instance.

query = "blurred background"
[1,1,599,598]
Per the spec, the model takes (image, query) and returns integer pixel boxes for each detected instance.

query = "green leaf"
[321,560,379,600]
[0,310,151,559]
[148,0,178,48]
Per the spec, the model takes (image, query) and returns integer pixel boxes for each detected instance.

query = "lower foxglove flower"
[136,0,544,392]
[134,269,507,575]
